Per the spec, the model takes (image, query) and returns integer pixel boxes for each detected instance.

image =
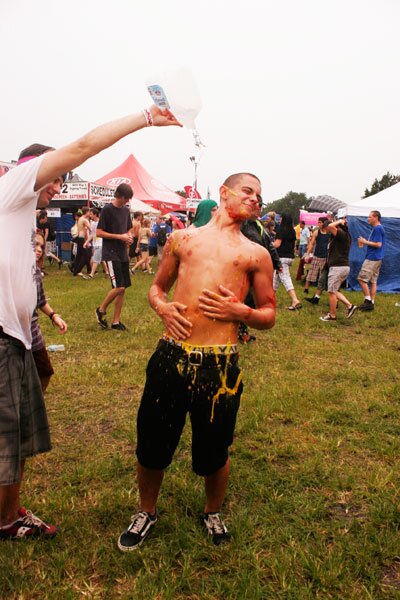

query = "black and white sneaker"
[305,296,320,305]
[95,307,108,329]
[202,512,230,545]
[111,322,127,331]
[320,313,336,322]
[359,299,374,311]
[346,304,357,319]
[118,511,157,552]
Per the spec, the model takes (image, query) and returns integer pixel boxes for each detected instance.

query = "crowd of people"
[0,101,386,552]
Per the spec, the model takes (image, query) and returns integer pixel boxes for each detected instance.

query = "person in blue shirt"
[357,210,385,311]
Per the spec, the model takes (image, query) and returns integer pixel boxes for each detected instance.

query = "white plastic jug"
[146,67,202,130]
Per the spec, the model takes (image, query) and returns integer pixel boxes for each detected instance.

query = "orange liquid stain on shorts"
[210,351,242,423]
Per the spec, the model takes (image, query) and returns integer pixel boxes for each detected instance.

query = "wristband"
[49,312,58,323]
[142,108,153,127]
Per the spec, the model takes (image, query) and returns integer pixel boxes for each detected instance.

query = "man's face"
[221,175,262,222]
[37,176,63,208]
[368,212,378,226]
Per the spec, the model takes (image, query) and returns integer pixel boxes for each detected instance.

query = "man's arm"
[34,107,182,191]
[326,219,346,236]
[357,232,382,248]
[84,218,92,240]
[307,229,318,253]
[198,248,276,330]
[96,228,133,244]
[83,220,94,247]
[148,233,192,340]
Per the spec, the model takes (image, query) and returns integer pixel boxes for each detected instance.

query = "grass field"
[1,262,399,599]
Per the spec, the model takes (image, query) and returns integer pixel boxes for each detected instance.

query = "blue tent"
[342,183,400,293]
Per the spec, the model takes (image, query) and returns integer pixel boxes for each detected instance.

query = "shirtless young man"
[118,173,276,551]
[72,207,92,276]
[129,211,143,271]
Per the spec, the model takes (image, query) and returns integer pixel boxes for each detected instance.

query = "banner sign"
[53,181,89,200]
[186,200,201,211]
[299,210,329,227]
[47,208,61,218]
[89,183,115,203]
[52,182,115,204]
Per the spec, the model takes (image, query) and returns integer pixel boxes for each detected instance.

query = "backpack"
[157,224,168,246]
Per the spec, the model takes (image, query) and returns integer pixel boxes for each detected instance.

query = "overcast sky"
[1,0,399,204]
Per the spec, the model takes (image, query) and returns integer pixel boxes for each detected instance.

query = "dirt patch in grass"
[381,559,400,591]
[329,502,368,522]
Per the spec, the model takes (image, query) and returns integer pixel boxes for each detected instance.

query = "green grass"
[1,262,399,599]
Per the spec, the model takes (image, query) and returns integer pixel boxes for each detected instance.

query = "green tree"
[364,171,400,198]
[264,191,311,223]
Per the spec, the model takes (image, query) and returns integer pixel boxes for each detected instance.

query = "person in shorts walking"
[304,217,330,303]
[357,211,385,311]
[95,184,134,331]
[320,216,357,322]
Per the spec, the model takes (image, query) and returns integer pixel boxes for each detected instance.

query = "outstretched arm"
[35,106,182,191]
[148,233,192,340]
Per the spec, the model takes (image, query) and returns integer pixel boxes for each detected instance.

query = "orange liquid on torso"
[168,226,258,345]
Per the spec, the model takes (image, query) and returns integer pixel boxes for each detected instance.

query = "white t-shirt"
[0,156,45,348]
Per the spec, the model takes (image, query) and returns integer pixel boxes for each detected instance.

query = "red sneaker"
[0,507,58,540]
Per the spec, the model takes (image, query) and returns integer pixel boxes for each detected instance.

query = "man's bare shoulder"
[170,227,199,245]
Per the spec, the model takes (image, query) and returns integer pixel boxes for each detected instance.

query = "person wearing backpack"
[153,215,171,262]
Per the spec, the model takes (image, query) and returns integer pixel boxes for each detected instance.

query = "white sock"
[371,299,375,304]
[315,294,321,299]
[364,295,371,301]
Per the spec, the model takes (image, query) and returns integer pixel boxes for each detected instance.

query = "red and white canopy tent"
[95,154,186,214]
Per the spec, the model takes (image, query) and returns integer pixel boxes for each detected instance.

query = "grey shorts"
[358,259,382,284]
[92,247,102,264]
[327,266,350,293]
[0,335,51,485]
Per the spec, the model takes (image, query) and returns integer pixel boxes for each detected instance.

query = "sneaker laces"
[20,510,47,528]
[206,513,226,535]
[128,512,148,534]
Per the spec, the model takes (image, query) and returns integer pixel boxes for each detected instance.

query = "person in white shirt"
[0,105,181,540]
